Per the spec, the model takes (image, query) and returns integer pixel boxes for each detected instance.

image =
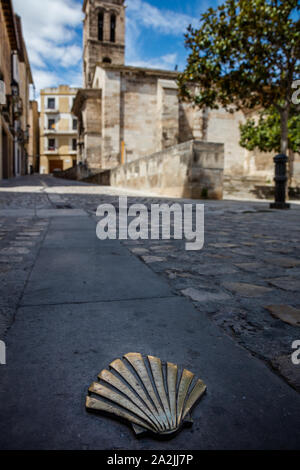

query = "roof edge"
[96,63,179,78]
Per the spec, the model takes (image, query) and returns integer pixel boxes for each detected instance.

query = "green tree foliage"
[239,106,300,153]
[178,0,300,155]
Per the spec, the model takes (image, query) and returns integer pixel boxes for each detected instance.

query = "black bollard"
[270,154,290,210]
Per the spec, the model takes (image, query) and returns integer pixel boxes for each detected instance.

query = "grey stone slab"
[235,262,265,272]
[271,355,300,392]
[265,257,300,268]
[209,243,238,249]
[265,305,300,327]
[142,256,167,264]
[0,209,35,218]
[0,256,23,263]
[195,264,238,276]
[129,247,150,255]
[223,282,273,298]
[19,232,41,237]
[43,230,127,252]
[266,277,300,292]
[0,297,299,450]
[49,216,94,231]
[10,241,36,247]
[37,209,87,218]
[21,247,171,306]
[181,287,231,303]
[150,245,177,252]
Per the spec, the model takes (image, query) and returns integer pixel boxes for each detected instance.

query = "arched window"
[98,12,104,41]
[103,57,112,64]
[110,14,116,42]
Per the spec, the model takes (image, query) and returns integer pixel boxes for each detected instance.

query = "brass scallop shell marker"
[86,353,207,438]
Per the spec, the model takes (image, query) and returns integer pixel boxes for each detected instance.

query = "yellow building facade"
[40,85,78,174]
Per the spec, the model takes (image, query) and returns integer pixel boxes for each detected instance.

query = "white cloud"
[32,70,60,91]
[127,0,196,35]
[14,0,83,42]
[13,0,83,87]
[129,53,178,70]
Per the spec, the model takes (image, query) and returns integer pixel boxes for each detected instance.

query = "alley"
[0,175,299,450]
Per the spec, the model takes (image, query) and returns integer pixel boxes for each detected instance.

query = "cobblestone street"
[0,175,299,450]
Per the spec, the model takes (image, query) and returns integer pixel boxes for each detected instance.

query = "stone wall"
[98,140,224,199]
[91,64,281,187]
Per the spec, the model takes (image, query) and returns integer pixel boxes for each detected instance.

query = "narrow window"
[110,14,116,42]
[98,12,104,41]
[48,138,55,150]
[47,98,55,109]
[72,119,77,130]
[48,118,55,130]
[72,139,77,151]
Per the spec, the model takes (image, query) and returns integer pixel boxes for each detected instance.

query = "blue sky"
[13,0,219,97]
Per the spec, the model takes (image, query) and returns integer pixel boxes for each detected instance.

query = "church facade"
[73,0,299,195]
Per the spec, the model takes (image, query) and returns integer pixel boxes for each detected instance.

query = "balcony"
[0,80,6,106]
[44,147,58,155]
[13,98,23,118]
[45,130,77,136]
[24,128,30,143]
[45,107,59,114]
[44,127,57,135]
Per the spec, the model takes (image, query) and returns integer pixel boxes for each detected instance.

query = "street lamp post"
[270,154,290,210]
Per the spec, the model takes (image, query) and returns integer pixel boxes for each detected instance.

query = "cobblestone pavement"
[0,174,299,392]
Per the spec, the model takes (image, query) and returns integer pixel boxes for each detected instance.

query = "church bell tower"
[83,0,126,87]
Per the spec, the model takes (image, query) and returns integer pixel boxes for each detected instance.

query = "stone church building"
[72,0,299,198]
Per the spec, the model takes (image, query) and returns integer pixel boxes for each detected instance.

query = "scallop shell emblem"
[86,353,207,437]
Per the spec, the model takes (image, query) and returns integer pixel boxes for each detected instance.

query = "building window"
[72,119,77,130]
[48,118,55,130]
[110,14,116,42]
[47,98,55,109]
[103,57,112,64]
[98,12,104,41]
[72,139,77,151]
[48,138,56,151]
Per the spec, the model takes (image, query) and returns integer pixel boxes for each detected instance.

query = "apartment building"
[40,85,78,174]
[28,100,39,173]
[0,0,15,179]
[0,0,35,179]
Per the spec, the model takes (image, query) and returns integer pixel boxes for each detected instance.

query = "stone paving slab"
[271,355,300,392]
[37,209,88,218]
[0,215,50,339]
[0,209,88,218]
[21,246,172,307]
[49,216,94,231]
[0,209,35,218]
[0,297,299,450]
[266,305,300,327]
[43,231,134,253]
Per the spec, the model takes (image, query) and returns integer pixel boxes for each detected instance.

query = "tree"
[178,0,300,156]
[239,106,300,154]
